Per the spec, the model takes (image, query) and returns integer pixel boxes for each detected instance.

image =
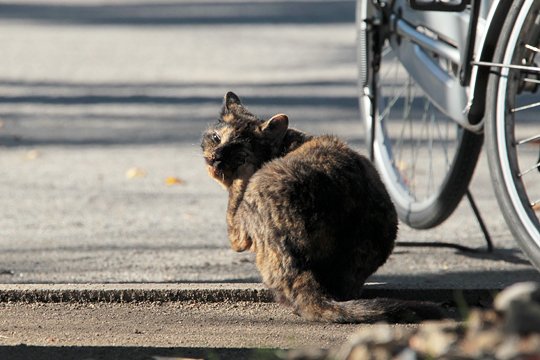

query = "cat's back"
[285,135,362,170]
[245,135,385,207]
[244,134,396,247]
[253,135,370,187]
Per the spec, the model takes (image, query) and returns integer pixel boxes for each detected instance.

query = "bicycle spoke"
[379,84,407,121]
[517,134,540,146]
[395,78,415,170]
[511,101,540,113]
[433,113,451,165]
[427,112,435,194]
[524,78,540,85]
[525,44,540,53]
[518,161,540,177]
[386,55,401,167]
[408,113,415,193]
[410,100,430,198]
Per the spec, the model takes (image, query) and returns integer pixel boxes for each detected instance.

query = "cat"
[201,92,441,323]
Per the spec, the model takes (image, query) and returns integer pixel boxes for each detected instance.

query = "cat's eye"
[211,132,221,143]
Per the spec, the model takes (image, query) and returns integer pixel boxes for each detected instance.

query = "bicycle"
[356,0,540,268]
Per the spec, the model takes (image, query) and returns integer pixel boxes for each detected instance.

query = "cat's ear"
[223,92,242,111]
[220,92,242,123]
[260,114,288,142]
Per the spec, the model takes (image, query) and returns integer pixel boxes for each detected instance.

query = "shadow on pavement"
[0,93,358,108]
[457,247,532,265]
[0,79,362,147]
[0,345,280,360]
[0,1,354,26]
[370,268,540,292]
[393,246,531,265]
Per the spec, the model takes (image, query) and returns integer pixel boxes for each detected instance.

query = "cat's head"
[201,92,289,189]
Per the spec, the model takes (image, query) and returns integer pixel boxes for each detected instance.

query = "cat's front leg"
[228,231,253,252]
[227,177,254,252]
[227,218,253,252]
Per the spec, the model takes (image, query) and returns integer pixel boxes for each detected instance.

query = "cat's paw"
[233,163,256,181]
[230,236,253,252]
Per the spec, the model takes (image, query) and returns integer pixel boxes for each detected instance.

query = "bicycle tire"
[356,0,483,229]
[485,0,540,269]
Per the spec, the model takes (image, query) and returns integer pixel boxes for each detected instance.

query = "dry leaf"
[0,120,4,129]
[25,150,40,160]
[395,160,408,172]
[126,167,146,179]
[534,202,540,212]
[165,176,184,186]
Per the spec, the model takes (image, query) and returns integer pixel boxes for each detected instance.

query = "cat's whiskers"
[188,147,205,158]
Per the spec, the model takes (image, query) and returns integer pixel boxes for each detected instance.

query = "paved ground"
[0,284,467,360]
[0,301,360,350]
[1,300,439,360]
[0,1,539,288]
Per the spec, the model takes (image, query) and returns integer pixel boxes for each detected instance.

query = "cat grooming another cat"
[201,92,441,323]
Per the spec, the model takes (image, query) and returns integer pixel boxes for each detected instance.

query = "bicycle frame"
[374,0,512,133]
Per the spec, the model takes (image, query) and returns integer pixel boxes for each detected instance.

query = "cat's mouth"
[207,165,221,178]
[205,155,250,188]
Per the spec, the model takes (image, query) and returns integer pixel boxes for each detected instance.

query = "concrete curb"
[0,283,502,305]
[0,283,273,303]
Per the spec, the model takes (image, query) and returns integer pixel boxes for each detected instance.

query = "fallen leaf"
[396,160,408,172]
[534,202,540,212]
[126,167,146,179]
[25,150,40,160]
[0,120,4,128]
[165,176,184,186]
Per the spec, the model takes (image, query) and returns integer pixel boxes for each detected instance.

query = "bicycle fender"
[466,0,513,129]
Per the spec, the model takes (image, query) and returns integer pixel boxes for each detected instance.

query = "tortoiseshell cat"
[201,92,440,323]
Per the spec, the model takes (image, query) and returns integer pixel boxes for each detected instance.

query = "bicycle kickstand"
[465,189,494,253]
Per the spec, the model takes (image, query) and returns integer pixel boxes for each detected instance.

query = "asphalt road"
[0,300,438,360]
[0,0,539,288]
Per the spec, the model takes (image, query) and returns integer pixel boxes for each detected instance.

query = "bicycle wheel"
[486,0,540,269]
[356,0,483,229]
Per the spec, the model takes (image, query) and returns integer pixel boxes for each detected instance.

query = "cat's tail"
[295,296,443,324]
[289,274,443,323]
[330,298,444,323]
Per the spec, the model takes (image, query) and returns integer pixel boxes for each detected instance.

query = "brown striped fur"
[201,92,441,323]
